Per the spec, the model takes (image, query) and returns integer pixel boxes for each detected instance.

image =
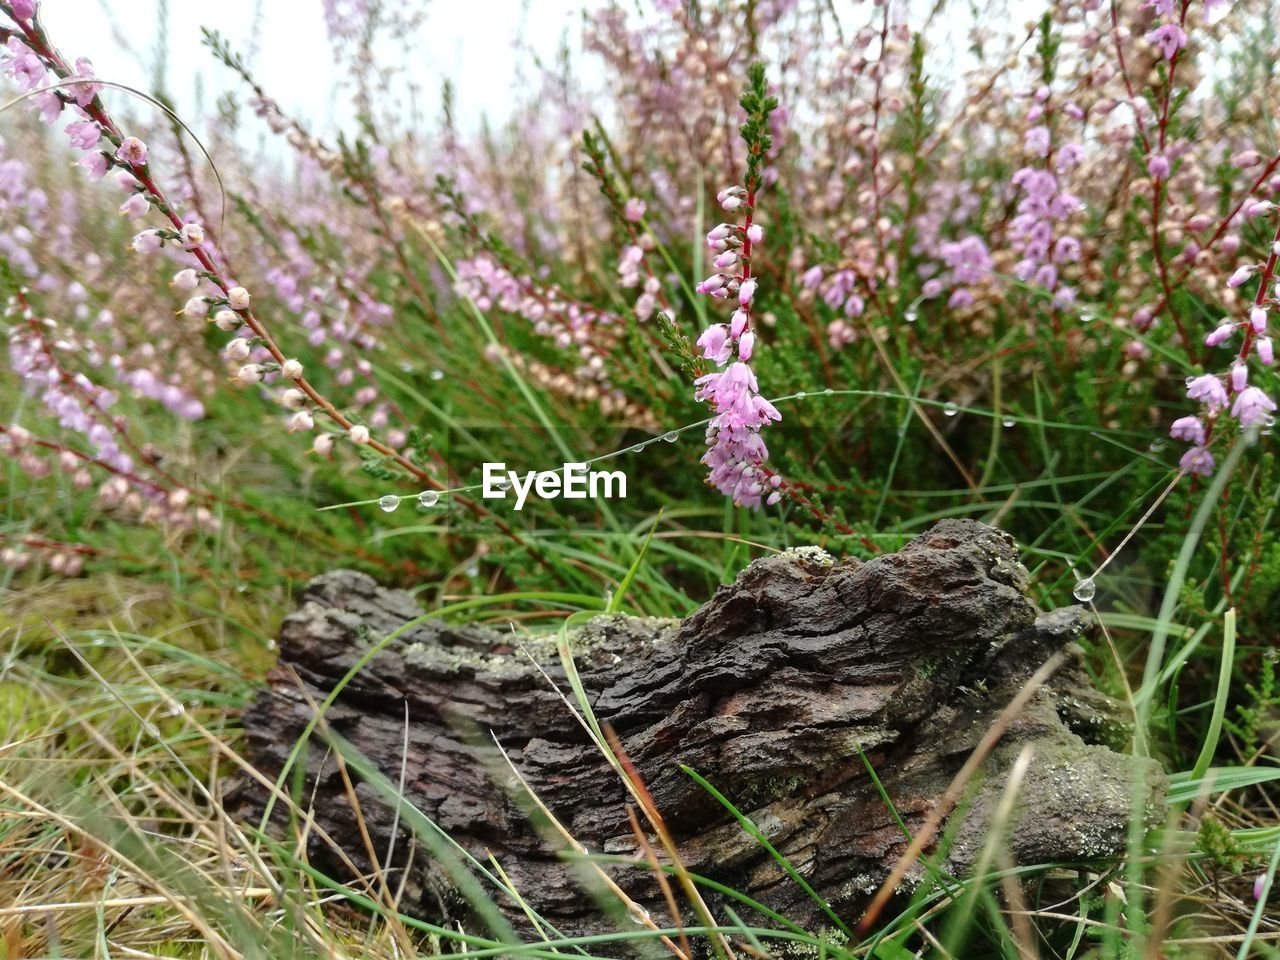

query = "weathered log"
[235,519,1164,941]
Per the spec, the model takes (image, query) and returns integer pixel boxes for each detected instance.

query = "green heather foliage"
[0,0,1276,955]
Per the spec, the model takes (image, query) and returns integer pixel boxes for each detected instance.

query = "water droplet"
[904,309,918,323]
[167,702,185,717]
[823,387,834,395]
[430,369,444,381]
[795,390,807,399]
[496,477,512,491]
[629,905,651,925]
[1080,310,1094,323]
[1149,439,1166,452]
[1002,418,1015,428]
[465,564,479,577]
[663,431,678,443]
[1072,578,1096,603]
[1185,376,1196,386]
[943,401,959,417]
[378,495,400,513]
[418,490,440,508]
[635,443,648,453]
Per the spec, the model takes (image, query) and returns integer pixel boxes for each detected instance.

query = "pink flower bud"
[738,330,756,361]
[213,310,239,331]
[130,229,162,254]
[289,410,314,432]
[1231,360,1249,392]
[1231,149,1262,168]
[746,224,763,244]
[713,250,739,270]
[1258,338,1275,365]
[1205,322,1236,347]
[695,274,726,294]
[349,424,370,444]
[623,198,646,222]
[730,309,749,338]
[1146,154,1170,179]
[721,196,742,212]
[281,358,303,379]
[116,136,148,166]
[118,193,149,219]
[11,1,37,21]
[236,364,261,383]
[1251,306,1268,333]
[739,278,758,307]
[281,388,306,409]
[313,434,334,455]
[179,222,205,250]
[1227,265,1255,288]
[227,286,251,311]
[171,269,199,291]
[225,338,250,360]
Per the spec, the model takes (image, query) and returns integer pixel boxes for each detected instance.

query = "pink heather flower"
[214,310,240,332]
[77,151,110,180]
[65,120,100,151]
[129,229,162,254]
[1147,154,1171,179]
[116,136,148,167]
[1231,149,1262,168]
[801,266,824,288]
[224,338,250,360]
[696,324,733,364]
[235,364,262,384]
[281,358,303,379]
[171,269,199,291]
[119,193,149,219]
[1231,361,1248,392]
[729,309,749,339]
[1205,322,1236,347]
[1180,446,1215,476]
[713,250,739,270]
[11,1,36,20]
[1146,23,1187,60]
[738,330,756,361]
[226,286,251,311]
[1227,265,1255,288]
[179,223,205,249]
[1143,0,1177,17]
[695,274,726,294]
[1255,874,1268,901]
[623,198,646,222]
[1231,386,1277,427]
[1170,416,1206,445]
[721,195,742,212]
[289,410,314,433]
[1187,374,1230,410]
[1258,338,1274,365]
[738,278,758,307]
[183,297,210,320]
[313,434,334,456]
[1024,126,1051,157]
[349,424,370,444]
[281,388,306,410]
[1250,306,1268,333]
[69,57,102,107]
[746,224,763,245]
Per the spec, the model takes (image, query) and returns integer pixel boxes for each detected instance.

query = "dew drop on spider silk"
[905,309,918,323]
[823,387,834,395]
[418,490,440,508]
[795,390,807,399]
[466,565,479,577]
[378,495,400,513]
[496,477,512,490]
[1072,578,1096,603]
[943,401,959,417]
[1149,439,1165,452]
[430,369,444,381]
[1002,418,1015,428]
[663,431,678,443]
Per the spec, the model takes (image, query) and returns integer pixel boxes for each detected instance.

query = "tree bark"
[235,519,1164,943]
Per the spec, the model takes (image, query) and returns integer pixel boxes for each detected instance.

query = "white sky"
[37,0,588,135]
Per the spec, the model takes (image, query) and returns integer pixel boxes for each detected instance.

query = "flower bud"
[225,337,251,360]
[281,388,306,409]
[313,433,334,455]
[1227,265,1255,288]
[746,224,763,244]
[281,358,303,379]
[213,310,239,331]
[236,364,262,383]
[349,424,370,444]
[182,297,209,320]
[179,222,205,249]
[289,410,314,432]
[171,269,199,291]
[1204,321,1235,347]
[227,286,251,311]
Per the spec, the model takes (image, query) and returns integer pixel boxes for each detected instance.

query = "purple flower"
[1170,416,1206,444]
[1180,446,1215,476]
[738,278,757,307]
[1227,265,1254,288]
[1205,322,1236,347]
[1147,153,1171,179]
[696,324,732,364]
[1230,386,1276,427]
[1186,374,1229,410]
[800,265,824,288]
[623,198,646,222]
[116,137,148,167]
[77,151,110,180]
[1024,126,1051,157]
[11,1,37,20]
[65,120,100,151]
[1146,23,1188,60]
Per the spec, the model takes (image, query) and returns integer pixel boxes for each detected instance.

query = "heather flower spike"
[691,63,782,509]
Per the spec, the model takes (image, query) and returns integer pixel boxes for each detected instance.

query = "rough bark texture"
[235,519,1165,940]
